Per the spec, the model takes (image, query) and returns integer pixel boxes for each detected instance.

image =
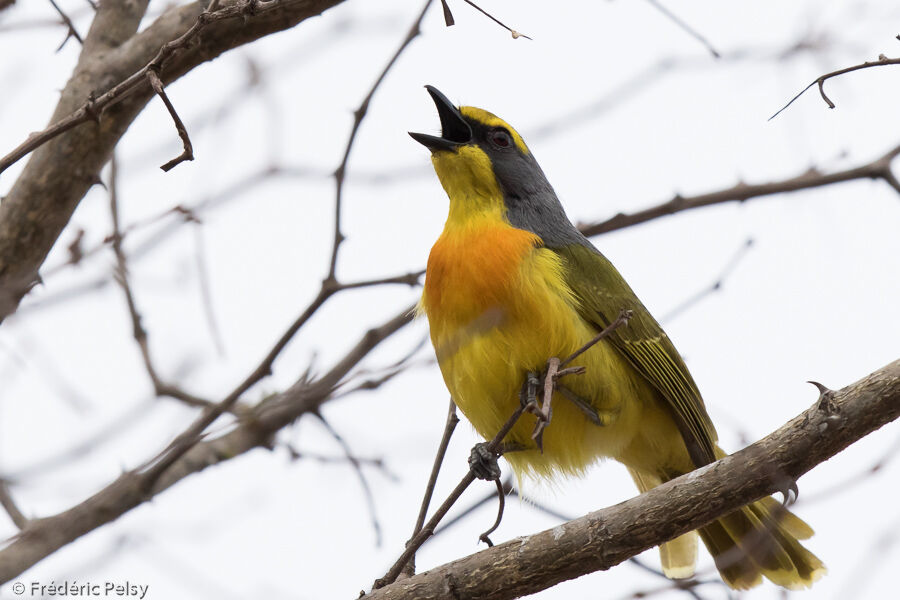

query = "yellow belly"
[424,240,659,481]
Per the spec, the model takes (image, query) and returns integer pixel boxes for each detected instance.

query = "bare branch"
[108,156,221,413]
[364,359,900,600]
[0,480,28,529]
[456,0,531,40]
[375,402,529,589]
[770,52,900,120]
[578,143,900,237]
[146,69,194,171]
[327,0,433,282]
[401,399,459,577]
[643,0,719,58]
[47,0,83,49]
[0,0,348,324]
[314,413,383,546]
[660,238,754,323]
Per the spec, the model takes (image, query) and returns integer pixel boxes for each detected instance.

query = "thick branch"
[579,143,900,236]
[0,0,346,323]
[364,359,900,600]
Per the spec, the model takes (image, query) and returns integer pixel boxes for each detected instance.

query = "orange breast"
[423,223,540,329]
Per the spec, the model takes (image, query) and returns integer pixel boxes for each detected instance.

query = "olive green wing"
[555,243,718,468]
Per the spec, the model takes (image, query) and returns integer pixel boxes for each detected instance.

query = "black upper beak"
[409,85,472,152]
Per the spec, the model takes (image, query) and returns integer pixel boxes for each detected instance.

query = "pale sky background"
[0,1,899,599]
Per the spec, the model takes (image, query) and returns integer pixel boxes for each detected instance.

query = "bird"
[409,85,825,590]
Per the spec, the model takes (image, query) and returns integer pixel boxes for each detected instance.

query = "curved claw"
[778,477,799,507]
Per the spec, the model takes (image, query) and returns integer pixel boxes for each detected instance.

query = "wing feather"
[555,243,718,467]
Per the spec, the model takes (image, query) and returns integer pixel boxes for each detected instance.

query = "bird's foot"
[468,442,501,481]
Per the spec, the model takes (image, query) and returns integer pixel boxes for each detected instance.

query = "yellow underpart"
[421,159,661,482]
[460,106,530,155]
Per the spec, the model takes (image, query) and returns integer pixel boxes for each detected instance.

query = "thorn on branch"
[146,69,194,172]
[808,380,838,416]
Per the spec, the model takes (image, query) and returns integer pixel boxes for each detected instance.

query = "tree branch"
[578,143,900,236]
[363,359,900,600]
[770,52,900,120]
[0,0,347,324]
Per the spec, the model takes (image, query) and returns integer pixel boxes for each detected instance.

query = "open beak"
[409,85,472,152]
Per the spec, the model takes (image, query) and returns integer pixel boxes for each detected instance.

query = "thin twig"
[530,311,632,446]
[146,69,194,171]
[643,0,719,58]
[0,479,28,529]
[477,478,506,547]
[285,442,398,480]
[48,0,83,49]
[431,476,513,537]
[412,400,459,537]
[769,53,900,120]
[531,357,560,448]
[560,309,633,369]
[108,155,221,412]
[375,403,528,589]
[459,0,531,40]
[191,224,226,356]
[326,0,434,282]
[661,238,754,323]
[315,414,383,546]
[401,399,459,577]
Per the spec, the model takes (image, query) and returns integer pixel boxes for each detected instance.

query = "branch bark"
[578,143,900,237]
[0,0,346,323]
[363,359,900,600]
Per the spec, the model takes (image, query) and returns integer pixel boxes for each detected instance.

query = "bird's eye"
[490,129,512,149]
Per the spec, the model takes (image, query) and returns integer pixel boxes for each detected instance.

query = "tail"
[628,468,826,589]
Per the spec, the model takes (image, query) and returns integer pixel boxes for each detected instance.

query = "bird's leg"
[519,370,541,410]
[556,384,620,427]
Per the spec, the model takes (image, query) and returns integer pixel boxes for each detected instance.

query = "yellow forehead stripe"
[460,106,530,155]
